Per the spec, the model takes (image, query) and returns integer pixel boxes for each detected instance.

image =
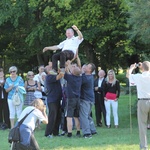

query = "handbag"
[12,91,21,106]
[34,90,42,98]
[8,109,35,143]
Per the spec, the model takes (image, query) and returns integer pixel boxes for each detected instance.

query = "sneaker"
[60,68,65,74]
[60,131,66,136]
[91,132,97,135]
[1,123,8,130]
[46,135,53,138]
[97,123,102,127]
[76,133,81,137]
[49,69,57,75]
[67,133,72,138]
[83,134,92,139]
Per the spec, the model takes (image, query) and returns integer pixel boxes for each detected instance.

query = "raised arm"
[56,72,64,80]
[41,106,48,124]
[43,45,60,53]
[65,60,72,74]
[76,54,81,69]
[126,63,136,78]
[72,25,83,40]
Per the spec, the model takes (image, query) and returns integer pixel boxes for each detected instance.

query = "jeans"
[19,124,40,150]
[104,100,118,126]
[79,100,96,135]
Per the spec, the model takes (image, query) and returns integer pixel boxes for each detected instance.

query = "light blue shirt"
[4,76,24,99]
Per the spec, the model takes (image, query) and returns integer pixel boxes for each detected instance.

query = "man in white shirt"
[127,61,150,150]
[34,65,46,85]
[43,25,83,74]
[34,65,46,99]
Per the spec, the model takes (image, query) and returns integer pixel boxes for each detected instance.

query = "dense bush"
[116,73,127,84]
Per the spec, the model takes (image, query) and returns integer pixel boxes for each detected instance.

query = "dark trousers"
[95,94,106,126]
[45,101,61,136]
[61,110,67,132]
[0,99,10,128]
[52,50,74,71]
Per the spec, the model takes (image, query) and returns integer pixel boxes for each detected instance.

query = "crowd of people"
[1,24,149,150]
[0,61,121,146]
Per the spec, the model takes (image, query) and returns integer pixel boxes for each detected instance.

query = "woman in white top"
[13,99,48,150]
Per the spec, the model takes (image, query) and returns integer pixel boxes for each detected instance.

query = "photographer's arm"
[42,106,48,124]
[126,64,136,78]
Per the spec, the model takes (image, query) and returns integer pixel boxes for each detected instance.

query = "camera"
[135,63,140,67]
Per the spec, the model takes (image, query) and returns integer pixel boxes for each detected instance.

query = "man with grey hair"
[43,25,83,74]
[80,63,97,138]
[94,70,106,127]
[127,61,150,150]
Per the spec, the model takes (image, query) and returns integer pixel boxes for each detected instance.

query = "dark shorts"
[65,98,80,117]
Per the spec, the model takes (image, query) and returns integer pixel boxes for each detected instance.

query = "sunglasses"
[28,74,34,77]
[10,71,16,73]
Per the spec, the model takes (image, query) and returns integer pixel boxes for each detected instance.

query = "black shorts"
[65,98,80,117]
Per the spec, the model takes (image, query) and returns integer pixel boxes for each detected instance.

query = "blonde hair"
[31,99,45,111]
[26,71,34,80]
[106,70,117,86]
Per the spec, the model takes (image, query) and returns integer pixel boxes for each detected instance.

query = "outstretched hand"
[43,47,48,53]
[72,25,79,31]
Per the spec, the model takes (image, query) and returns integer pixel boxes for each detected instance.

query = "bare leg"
[67,117,72,133]
[74,117,80,131]
[10,119,14,128]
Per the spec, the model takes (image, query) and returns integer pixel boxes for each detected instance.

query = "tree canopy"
[0,0,149,73]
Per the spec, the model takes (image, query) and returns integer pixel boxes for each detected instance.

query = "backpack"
[8,109,34,143]
[8,126,20,143]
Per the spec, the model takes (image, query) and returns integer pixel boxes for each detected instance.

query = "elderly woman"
[4,66,24,128]
[11,99,48,150]
[24,71,41,106]
[104,70,120,128]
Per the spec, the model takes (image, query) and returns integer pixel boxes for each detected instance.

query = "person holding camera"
[13,99,48,150]
[127,61,150,150]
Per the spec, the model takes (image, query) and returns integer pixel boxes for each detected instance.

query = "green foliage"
[127,0,150,44]
[116,73,127,83]
[0,0,136,72]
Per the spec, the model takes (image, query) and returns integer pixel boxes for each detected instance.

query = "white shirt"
[34,72,46,85]
[18,106,46,131]
[98,78,104,87]
[57,36,83,54]
[129,71,150,98]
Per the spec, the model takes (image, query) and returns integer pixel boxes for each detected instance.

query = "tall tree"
[0,0,131,72]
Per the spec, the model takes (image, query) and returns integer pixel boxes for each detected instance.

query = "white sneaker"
[60,68,65,74]
[47,135,53,138]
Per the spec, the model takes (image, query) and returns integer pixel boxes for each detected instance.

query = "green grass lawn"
[1,94,149,150]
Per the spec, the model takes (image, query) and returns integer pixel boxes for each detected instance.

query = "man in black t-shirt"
[45,70,64,138]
